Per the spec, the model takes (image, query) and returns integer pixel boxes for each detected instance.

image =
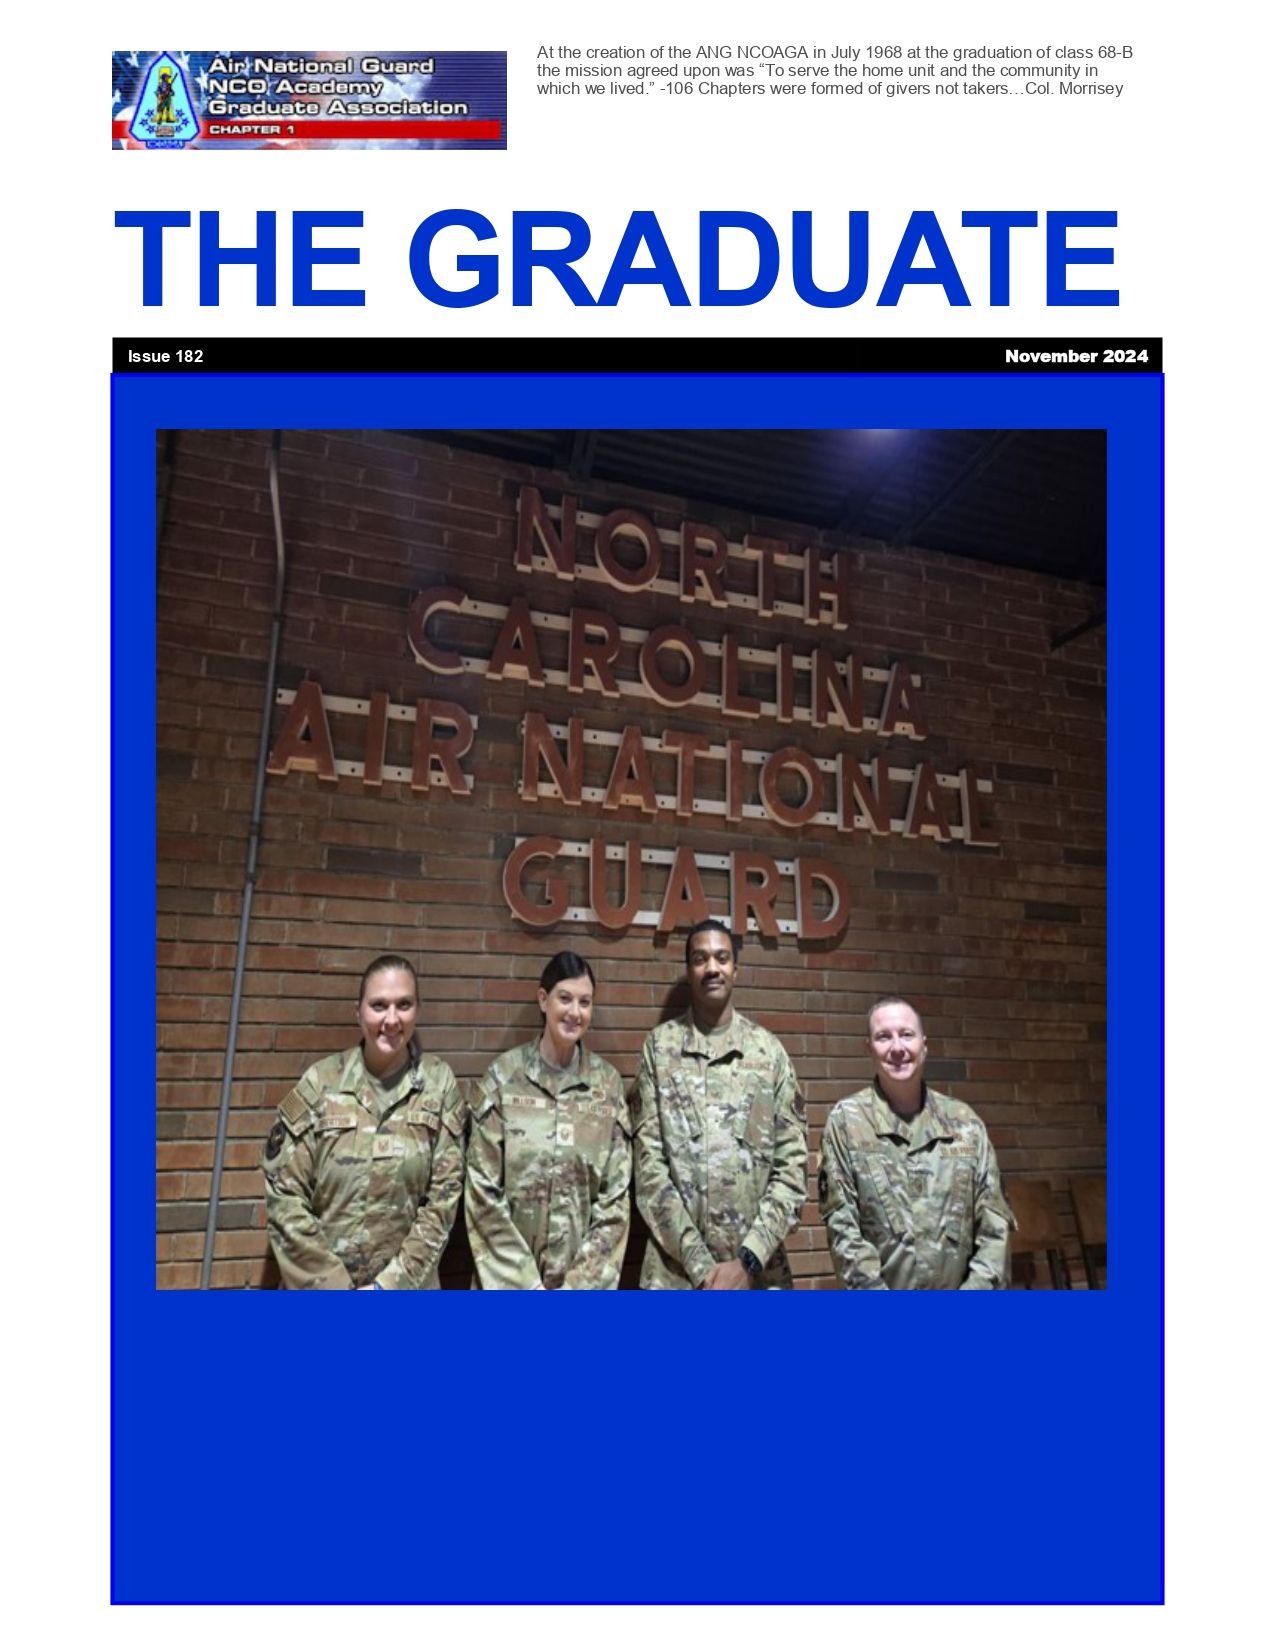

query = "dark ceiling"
[409,428,1107,589]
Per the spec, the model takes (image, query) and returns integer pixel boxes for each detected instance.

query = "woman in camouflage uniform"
[466,951,632,1289]
[261,954,466,1289]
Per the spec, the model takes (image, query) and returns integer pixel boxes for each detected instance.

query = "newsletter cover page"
[18,0,1247,1638]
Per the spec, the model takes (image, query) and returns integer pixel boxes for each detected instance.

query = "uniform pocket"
[313,1110,360,1165]
[571,1108,615,1173]
[503,1095,551,1183]
[863,1155,908,1240]
[940,1161,976,1244]
[389,1106,443,1196]
[739,1087,776,1163]
[663,1079,702,1144]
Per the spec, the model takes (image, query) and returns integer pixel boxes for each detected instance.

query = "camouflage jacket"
[818,1083,1014,1290]
[261,1043,465,1290]
[465,1040,632,1290]
[634,1011,807,1289]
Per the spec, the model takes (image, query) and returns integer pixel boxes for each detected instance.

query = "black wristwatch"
[738,1244,763,1277]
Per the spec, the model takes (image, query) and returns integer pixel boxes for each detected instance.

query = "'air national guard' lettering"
[261,1044,465,1289]
[818,1083,1015,1289]
[465,1040,632,1289]
[635,1011,808,1288]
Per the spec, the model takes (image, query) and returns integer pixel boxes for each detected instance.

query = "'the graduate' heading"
[113,208,1119,308]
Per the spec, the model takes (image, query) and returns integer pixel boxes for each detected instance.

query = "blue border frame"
[115,371,1163,1604]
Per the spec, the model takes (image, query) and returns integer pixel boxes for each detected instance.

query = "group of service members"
[261,920,1016,1290]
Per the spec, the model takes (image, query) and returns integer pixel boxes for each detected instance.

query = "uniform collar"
[523,1037,595,1097]
[678,1008,749,1061]
[339,1043,423,1101]
[868,1079,955,1151]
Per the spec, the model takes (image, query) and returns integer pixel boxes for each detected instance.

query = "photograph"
[155,424,1107,1294]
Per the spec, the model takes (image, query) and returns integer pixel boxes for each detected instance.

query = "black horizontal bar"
[113,336,1163,375]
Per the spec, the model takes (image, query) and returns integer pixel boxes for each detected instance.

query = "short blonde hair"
[867,996,924,1036]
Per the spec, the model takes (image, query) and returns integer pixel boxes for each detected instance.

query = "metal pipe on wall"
[200,433,288,1288]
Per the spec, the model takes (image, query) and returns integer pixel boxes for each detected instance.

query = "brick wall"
[155,428,1106,1288]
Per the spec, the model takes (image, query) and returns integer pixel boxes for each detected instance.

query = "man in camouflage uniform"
[465,1040,631,1289]
[261,1043,465,1289]
[635,919,807,1289]
[818,996,1014,1289]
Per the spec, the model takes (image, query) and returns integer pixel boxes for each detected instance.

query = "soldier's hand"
[701,1260,751,1290]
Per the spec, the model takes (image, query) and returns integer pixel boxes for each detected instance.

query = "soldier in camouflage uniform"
[635,919,807,1289]
[466,952,631,1289]
[819,996,1014,1289]
[261,955,465,1289]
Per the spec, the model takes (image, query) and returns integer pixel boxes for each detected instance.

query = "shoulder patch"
[279,1088,314,1135]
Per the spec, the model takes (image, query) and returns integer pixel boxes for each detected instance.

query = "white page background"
[6,2,1255,1642]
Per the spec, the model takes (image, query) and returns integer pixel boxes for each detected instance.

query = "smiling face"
[867,1001,927,1094]
[687,928,737,1024]
[357,966,418,1077]
[538,973,594,1057]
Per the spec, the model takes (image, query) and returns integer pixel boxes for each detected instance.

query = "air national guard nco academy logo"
[129,53,198,147]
